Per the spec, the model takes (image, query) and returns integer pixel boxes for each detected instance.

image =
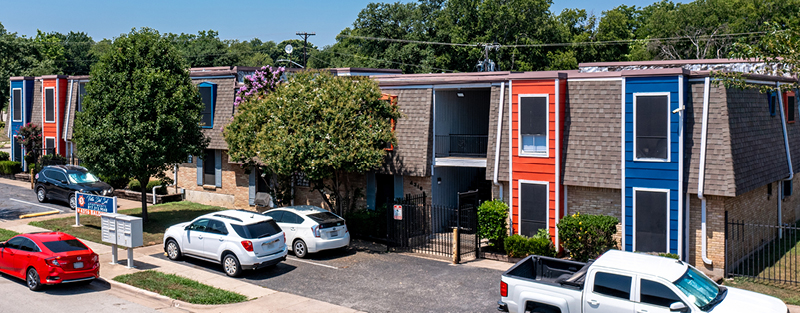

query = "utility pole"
[296,32,316,68]
[476,42,500,72]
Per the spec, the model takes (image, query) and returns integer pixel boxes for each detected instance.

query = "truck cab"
[499,250,788,313]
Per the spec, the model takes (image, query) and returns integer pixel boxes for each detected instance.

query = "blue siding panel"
[624,76,682,254]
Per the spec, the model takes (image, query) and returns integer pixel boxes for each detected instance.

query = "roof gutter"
[63,79,74,141]
[777,83,793,238]
[698,77,713,265]
[493,82,506,201]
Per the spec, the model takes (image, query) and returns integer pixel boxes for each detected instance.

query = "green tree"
[224,71,400,214]
[73,28,208,222]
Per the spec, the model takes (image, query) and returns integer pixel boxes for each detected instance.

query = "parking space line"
[9,198,65,211]
[285,257,339,270]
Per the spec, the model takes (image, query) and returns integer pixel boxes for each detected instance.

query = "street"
[152,246,503,313]
[0,180,72,220]
[0,274,158,313]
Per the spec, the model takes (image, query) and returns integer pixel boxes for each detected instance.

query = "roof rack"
[213,214,243,222]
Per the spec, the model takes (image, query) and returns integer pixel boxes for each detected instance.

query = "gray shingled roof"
[377,88,433,177]
[485,85,509,181]
[192,76,236,150]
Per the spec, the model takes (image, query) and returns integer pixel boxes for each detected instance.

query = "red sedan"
[0,232,99,291]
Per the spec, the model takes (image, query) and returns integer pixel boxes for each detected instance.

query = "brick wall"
[489,181,510,202]
[565,186,623,247]
[404,175,432,199]
[293,172,368,213]
[687,194,726,278]
[167,150,250,209]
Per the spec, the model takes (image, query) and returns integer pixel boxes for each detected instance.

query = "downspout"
[493,82,505,201]
[64,79,74,162]
[508,80,514,234]
[777,83,793,238]
[698,77,713,265]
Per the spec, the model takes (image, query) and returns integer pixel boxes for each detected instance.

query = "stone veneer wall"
[293,172,368,213]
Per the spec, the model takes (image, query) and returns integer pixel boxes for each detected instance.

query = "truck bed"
[504,255,590,289]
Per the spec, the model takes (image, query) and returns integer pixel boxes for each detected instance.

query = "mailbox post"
[101,213,143,268]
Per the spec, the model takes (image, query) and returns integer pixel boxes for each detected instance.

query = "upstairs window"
[769,92,777,117]
[45,88,55,123]
[45,138,55,155]
[77,82,87,112]
[787,93,796,123]
[519,95,548,156]
[634,94,669,160]
[198,82,215,128]
[12,88,22,121]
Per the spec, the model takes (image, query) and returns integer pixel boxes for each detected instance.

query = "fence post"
[453,227,460,264]
[30,167,34,189]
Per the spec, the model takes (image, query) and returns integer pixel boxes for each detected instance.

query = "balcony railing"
[435,134,488,158]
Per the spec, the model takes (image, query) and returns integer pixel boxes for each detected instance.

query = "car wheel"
[69,193,77,210]
[27,267,43,291]
[222,253,242,277]
[293,239,308,258]
[36,187,47,203]
[166,239,182,260]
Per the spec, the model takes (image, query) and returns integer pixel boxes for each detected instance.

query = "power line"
[296,32,316,68]
[332,51,456,73]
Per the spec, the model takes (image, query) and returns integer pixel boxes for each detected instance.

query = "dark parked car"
[35,165,114,209]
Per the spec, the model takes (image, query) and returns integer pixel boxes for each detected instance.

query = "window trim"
[44,87,56,123]
[44,136,56,155]
[517,180,549,236]
[632,187,671,253]
[633,92,671,162]
[198,82,216,129]
[590,270,634,301]
[12,88,23,122]
[517,94,550,158]
[786,92,796,124]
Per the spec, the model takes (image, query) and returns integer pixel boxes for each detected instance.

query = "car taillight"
[92,254,98,263]
[312,225,320,238]
[344,225,348,233]
[46,257,62,267]
[241,240,253,252]
[500,281,508,297]
[283,233,286,244]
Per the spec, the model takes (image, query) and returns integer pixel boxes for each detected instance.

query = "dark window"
[307,212,341,224]
[231,220,282,239]
[13,89,21,121]
[18,238,40,252]
[43,239,88,253]
[788,96,796,123]
[520,96,548,154]
[5,237,25,250]
[13,139,22,163]
[640,279,683,307]
[203,149,215,185]
[256,169,269,193]
[784,180,793,198]
[769,93,777,116]
[635,95,669,159]
[520,183,547,237]
[263,210,284,222]
[77,82,87,112]
[189,219,209,232]
[51,171,67,183]
[635,190,668,252]
[206,220,228,235]
[45,88,55,122]
[199,86,213,127]
[593,272,632,300]
[281,212,303,224]
[45,138,55,155]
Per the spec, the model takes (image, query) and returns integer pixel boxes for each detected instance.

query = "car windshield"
[68,172,100,184]
[673,267,721,310]
[306,212,341,223]
[42,239,89,253]
[231,220,282,239]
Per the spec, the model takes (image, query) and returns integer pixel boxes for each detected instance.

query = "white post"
[127,248,135,268]
[110,244,118,265]
[74,210,80,226]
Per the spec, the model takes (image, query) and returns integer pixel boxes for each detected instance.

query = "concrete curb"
[18,209,61,219]
[98,276,221,311]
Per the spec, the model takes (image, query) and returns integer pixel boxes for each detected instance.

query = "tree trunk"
[139,177,149,223]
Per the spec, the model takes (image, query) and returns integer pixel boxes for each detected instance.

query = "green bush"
[39,153,67,166]
[478,199,509,249]
[658,252,680,260]
[128,179,141,192]
[557,212,619,262]
[504,229,556,258]
[128,179,167,194]
[344,205,388,239]
[0,151,9,161]
[98,174,130,189]
[0,161,22,175]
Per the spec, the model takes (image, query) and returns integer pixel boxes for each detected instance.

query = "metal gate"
[725,212,800,285]
[387,190,479,261]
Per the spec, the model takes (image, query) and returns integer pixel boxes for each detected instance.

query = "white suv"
[262,206,350,258]
[163,210,287,277]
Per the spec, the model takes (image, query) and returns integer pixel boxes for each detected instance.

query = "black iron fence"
[435,134,488,158]
[725,212,800,285]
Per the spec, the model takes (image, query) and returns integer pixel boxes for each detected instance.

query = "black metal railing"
[435,134,488,158]
[725,211,800,285]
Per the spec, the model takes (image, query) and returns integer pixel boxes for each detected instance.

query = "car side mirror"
[184,225,191,231]
[669,302,688,312]
[0,242,5,248]
[60,180,68,184]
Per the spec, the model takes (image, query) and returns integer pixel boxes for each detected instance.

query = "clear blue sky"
[1,0,676,47]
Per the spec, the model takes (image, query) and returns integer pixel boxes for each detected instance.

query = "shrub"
[98,174,130,189]
[0,161,22,175]
[658,252,680,260]
[128,179,142,192]
[39,153,67,166]
[504,229,556,258]
[477,199,508,249]
[344,206,388,239]
[0,151,9,161]
[128,179,167,194]
[557,212,619,262]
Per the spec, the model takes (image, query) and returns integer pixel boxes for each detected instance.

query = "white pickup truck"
[498,250,788,313]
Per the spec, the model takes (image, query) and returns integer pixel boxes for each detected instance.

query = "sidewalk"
[0,217,361,313]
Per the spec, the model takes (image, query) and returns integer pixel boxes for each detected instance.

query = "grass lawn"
[29,201,225,246]
[724,277,800,305]
[0,228,19,241]
[114,270,247,305]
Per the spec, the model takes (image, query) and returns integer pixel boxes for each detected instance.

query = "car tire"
[69,193,77,210]
[27,267,43,291]
[293,239,308,259]
[36,187,47,203]
[166,239,182,260]
[222,253,242,277]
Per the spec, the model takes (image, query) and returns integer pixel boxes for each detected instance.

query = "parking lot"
[152,245,503,313]
[0,180,72,220]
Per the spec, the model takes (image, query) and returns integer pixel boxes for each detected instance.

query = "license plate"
[330,231,338,237]
[262,242,275,249]
[73,262,83,269]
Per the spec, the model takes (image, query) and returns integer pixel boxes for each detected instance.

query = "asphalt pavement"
[0,179,72,220]
[151,246,503,313]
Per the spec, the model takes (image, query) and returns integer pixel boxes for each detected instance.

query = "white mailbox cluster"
[101,213,144,248]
